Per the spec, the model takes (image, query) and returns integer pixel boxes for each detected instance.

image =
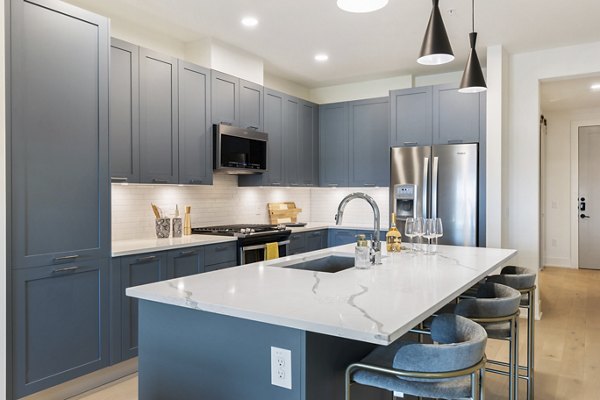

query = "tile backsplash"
[112,174,389,240]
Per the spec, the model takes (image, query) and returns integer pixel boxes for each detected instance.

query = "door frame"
[570,119,600,268]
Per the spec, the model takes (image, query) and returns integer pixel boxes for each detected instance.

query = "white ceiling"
[541,76,600,112]
[65,0,600,88]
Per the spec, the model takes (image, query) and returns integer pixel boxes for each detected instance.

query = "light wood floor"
[73,267,600,400]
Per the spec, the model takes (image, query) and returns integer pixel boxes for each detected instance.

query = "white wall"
[110,15,185,59]
[507,42,600,273]
[309,75,413,104]
[543,107,600,268]
[263,72,311,101]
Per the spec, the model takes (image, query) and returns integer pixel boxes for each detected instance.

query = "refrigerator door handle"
[432,156,439,219]
[423,157,429,219]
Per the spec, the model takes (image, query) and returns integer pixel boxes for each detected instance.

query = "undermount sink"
[269,254,356,273]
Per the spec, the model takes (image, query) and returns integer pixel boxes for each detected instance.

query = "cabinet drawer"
[305,230,327,252]
[167,246,205,279]
[288,233,306,254]
[204,260,237,273]
[205,242,237,266]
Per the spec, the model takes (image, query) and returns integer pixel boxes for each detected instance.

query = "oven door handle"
[241,240,290,252]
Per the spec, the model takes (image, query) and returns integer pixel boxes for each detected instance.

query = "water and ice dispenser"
[393,184,417,224]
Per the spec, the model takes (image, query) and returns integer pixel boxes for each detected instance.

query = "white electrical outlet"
[271,346,292,389]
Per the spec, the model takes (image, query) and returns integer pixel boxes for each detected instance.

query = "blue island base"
[138,300,393,400]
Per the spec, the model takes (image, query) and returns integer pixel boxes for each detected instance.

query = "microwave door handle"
[422,157,429,219]
[431,156,439,219]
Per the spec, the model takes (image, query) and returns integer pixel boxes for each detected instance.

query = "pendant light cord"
[472,0,475,32]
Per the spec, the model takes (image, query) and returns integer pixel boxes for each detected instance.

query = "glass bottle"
[386,212,402,252]
[355,234,370,269]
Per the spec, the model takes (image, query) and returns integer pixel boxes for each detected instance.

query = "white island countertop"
[127,244,516,345]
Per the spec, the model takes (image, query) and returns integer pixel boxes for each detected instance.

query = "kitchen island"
[127,244,516,400]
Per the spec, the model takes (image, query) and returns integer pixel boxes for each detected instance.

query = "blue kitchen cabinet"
[12,260,110,398]
[110,38,140,183]
[178,61,213,185]
[139,48,179,184]
[240,79,264,131]
[204,242,238,269]
[284,95,301,186]
[9,0,110,269]
[305,230,328,252]
[120,252,168,361]
[328,229,386,247]
[433,83,486,144]
[288,232,307,255]
[390,86,433,147]
[319,102,350,187]
[167,246,206,278]
[211,70,240,126]
[349,97,390,187]
[299,100,319,186]
[239,88,286,187]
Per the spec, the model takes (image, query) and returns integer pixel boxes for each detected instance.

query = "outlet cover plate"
[271,346,292,389]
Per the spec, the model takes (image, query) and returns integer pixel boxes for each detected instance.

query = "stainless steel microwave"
[213,124,268,174]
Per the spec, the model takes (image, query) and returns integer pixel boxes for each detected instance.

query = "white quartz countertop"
[112,223,386,257]
[127,244,517,345]
[112,235,237,257]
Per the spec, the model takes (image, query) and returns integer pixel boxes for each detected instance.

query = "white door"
[578,126,600,269]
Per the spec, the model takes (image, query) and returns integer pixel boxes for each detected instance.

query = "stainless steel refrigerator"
[390,144,479,246]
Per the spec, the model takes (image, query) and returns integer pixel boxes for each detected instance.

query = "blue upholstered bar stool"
[487,266,537,400]
[455,282,522,400]
[345,314,487,400]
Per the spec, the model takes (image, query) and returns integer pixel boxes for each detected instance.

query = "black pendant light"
[459,0,487,93]
[418,0,454,65]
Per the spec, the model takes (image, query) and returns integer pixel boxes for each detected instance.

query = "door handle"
[580,214,591,219]
[422,157,429,219]
[431,157,439,219]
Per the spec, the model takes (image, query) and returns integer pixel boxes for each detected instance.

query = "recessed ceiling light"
[337,0,389,13]
[241,16,258,27]
[591,83,600,90]
[314,53,329,62]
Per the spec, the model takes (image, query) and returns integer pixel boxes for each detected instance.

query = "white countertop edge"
[112,236,237,257]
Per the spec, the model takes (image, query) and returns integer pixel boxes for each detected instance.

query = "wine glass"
[434,218,443,252]
[404,218,415,252]
[423,219,437,255]
[413,217,424,252]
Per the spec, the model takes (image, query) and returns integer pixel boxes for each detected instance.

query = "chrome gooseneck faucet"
[335,192,381,265]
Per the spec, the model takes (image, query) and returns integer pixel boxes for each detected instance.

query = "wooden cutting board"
[268,202,302,224]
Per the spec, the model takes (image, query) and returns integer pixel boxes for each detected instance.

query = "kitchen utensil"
[151,203,161,219]
[183,206,192,235]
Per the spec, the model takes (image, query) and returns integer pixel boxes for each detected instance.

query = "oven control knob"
[250,229,255,233]
[240,228,247,234]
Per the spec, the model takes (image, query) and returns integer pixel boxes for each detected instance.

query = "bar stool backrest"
[454,282,521,319]
[486,266,536,290]
[392,314,487,377]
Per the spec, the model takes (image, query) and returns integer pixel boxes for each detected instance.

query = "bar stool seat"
[346,314,487,400]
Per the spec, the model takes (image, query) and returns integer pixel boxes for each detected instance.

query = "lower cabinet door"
[329,229,358,246]
[12,260,109,398]
[167,247,205,279]
[305,230,327,252]
[120,252,167,360]
[288,233,306,255]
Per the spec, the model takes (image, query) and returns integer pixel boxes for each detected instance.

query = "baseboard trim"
[544,258,577,269]
[19,359,137,400]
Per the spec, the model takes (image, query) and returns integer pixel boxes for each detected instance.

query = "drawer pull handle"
[52,266,79,274]
[363,183,376,187]
[247,126,259,130]
[214,246,229,252]
[111,177,128,183]
[271,182,281,186]
[403,142,418,146]
[328,184,338,187]
[53,255,79,263]
[220,121,233,126]
[290,183,299,186]
[136,255,157,263]
[189,179,203,184]
[152,179,169,184]
[179,250,197,256]
[448,139,464,144]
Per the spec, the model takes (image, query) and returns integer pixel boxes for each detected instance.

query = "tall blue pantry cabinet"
[7,0,111,397]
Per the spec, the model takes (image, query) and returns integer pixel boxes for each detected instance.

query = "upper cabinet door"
[139,49,179,184]
[178,61,212,185]
[390,87,433,147]
[299,100,319,186]
[319,103,350,187]
[284,95,300,186]
[211,70,239,126]
[110,39,140,183]
[263,89,285,186]
[349,97,390,187]
[433,84,484,144]
[10,0,110,268]
[240,79,264,131]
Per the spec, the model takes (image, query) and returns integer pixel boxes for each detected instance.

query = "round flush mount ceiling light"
[241,16,259,27]
[337,0,389,13]
[314,53,329,62]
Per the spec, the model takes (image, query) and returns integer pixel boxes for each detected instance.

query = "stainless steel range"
[192,224,291,264]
